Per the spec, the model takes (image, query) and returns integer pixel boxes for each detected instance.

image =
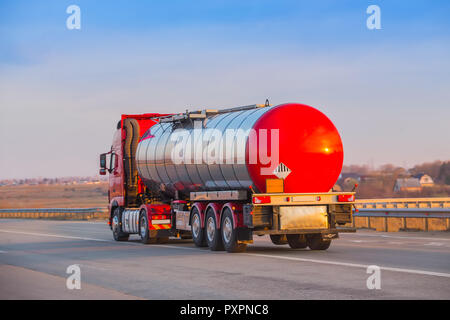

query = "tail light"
[338,194,355,202]
[253,196,271,204]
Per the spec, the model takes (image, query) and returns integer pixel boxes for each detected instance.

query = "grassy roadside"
[0,182,108,209]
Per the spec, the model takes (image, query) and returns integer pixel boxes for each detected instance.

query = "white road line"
[424,242,444,246]
[157,245,198,251]
[245,253,450,278]
[344,233,450,242]
[0,250,7,253]
[2,228,449,278]
[0,229,199,251]
[0,229,112,242]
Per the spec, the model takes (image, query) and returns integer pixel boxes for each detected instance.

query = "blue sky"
[1,1,449,178]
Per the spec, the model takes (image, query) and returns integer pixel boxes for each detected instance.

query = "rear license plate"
[279,206,328,230]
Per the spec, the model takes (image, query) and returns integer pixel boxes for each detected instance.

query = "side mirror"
[100,153,107,175]
[109,153,117,173]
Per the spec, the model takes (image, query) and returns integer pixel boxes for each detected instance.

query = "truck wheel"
[140,210,156,244]
[270,234,288,245]
[112,208,129,241]
[191,208,207,247]
[287,234,307,249]
[307,234,331,250]
[221,208,247,253]
[205,210,224,251]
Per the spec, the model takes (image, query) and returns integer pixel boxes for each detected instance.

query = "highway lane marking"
[0,229,202,251]
[424,242,444,246]
[2,228,449,277]
[245,253,450,278]
[0,250,6,253]
[0,229,112,242]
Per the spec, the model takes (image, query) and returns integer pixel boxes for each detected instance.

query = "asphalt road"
[0,219,449,299]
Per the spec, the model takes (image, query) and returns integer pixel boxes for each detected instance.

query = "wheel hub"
[192,214,200,238]
[112,215,119,233]
[140,217,147,237]
[206,217,215,242]
[222,217,232,244]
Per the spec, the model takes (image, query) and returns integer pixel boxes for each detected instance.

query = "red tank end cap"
[247,103,343,193]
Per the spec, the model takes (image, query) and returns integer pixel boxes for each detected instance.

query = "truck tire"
[205,210,224,251]
[270,234,288,245]
[191,208,207,247]
[286,234,307,249]
[221,208,247,253]
[307,234,331,250]
[112,208,129,241]
[140,210,157,244]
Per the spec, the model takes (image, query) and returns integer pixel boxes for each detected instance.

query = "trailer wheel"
[286,234,307,249]
[270,234,288,245]
[307,234,331,250]
[112,208,129,241]
[191,208,207,247]
[221,208,247,253]
[205,210,224,251]
[140,211,157,244]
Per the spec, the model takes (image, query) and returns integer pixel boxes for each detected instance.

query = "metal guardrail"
[352,207,450,232]
[354,208,450,218]
[355,197,450,208]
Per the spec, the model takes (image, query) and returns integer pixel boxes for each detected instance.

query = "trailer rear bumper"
[252,227,356,237]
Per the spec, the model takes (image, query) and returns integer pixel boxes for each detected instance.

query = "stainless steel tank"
[136,105,274,196]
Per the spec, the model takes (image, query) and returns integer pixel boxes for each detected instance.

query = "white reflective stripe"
[151,219,171,225]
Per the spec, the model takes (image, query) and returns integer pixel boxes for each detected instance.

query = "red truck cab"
[100,113,169,227]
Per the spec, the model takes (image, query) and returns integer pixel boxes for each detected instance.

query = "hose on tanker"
[123,118,140,205]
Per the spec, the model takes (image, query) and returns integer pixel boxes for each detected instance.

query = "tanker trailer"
[100,102,356,252]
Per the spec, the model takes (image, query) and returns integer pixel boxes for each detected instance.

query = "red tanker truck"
[99,102,356,252]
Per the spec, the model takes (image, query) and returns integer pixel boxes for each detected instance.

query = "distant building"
[338,173,361,191]
[340,173,361,182]
[394,178,422,192]
[413,173,434,187]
